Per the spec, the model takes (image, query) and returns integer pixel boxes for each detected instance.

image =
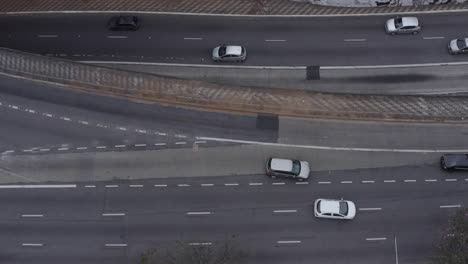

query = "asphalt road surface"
[1,13,468,66]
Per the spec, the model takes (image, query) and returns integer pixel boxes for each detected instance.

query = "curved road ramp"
[0,48,467,123]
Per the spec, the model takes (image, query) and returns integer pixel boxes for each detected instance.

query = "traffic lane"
[278,118,468,149]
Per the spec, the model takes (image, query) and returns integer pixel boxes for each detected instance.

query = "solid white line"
[197,136,468,153]
[341,181,353,184]
[201,184,214,187]
[178,184,190,187]
[404,180,416,183]
[154,143,167,146]
[362,180,375,184]
[366,237,387,241]
[295,182,309,185]
[21,214,44,218]
[318,181,331,184]
[107,35,128,39]
[186,212,212,215]
[105,243,127,247]
[265,39,286,42]
[423,36,445,40]
[384,180,396,183]
[344,38,366,42]
[273,210,297,213]
[84,185,96,188]
[184,37,202,40]
[272,182,286,185]
[359,208,382,211]
[105,185,118,188]
[22,243,43,247]
[154,184,167,187]
[129,184,144,188]
[425,179,438,182]
[440,204,461,208]
[189,242,212,246]
[38,35,57,38]
[445,179,457,182]
[394,236,399,264]
[0,184,76,189]
[277,240,301,244]
[249,182,263,186]
[102,213,126,217]
[224,183,239,186]
[134,144,147,147]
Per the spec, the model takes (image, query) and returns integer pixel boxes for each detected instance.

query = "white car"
[385,17,420,35]
[314,198,356,220]
[448,38,468,54]
[212,45,246,62]
[266,158,310,181]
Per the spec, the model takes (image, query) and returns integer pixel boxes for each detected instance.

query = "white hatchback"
[212,45,247,62]
[314,198,356,220]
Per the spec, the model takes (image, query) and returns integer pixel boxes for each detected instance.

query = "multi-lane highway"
[1,13,468,66]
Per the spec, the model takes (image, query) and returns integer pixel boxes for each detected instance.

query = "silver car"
[314,198,356,220]
[212,45,246,62]
[385,17,420,35]
[265,157,310,181]
[448,38,468,54]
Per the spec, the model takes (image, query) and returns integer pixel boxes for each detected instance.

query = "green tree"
[432,207,468,264]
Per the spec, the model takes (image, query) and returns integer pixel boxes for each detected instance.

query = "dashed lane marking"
[273,210,297,213]
[362,180,375,184]
[440,204,461,208]
[425,179,438,182]
[423,36,445,40]
[189,242,212,246]
[195,141,207,144]
[154,184,167,187]
[344,38,366,42]
[105,185,119,188]
[134,144,147,147]
[105,243,127,247]
[84,185,96,188]
[96,146,107,149]
[318,181,331,184]
[21,214,44,218]
[107,36,128,39]
[341,181,353,184]
[76,147,87,150]
[295,182,309,185]
[38,35,57,38]
[58,148,69,151]
[404,179,417,183]
[22,243,44,247]
[175,142,187,145]
[272,182,286,185]
[2,150,14,154]
[366,237,387,241]
[129,185,144,188]
[224,183,239,186]
[115,145,126,148]
[277,240,301,244]
[201,184,214,187]
[184,37,203,40]
[39,149,50,152]
[154,143,167,146]
[249,182,263,186]
[384,180,396,183]
[359,208,382,211]
[445,179,457,182]
[178,184,190,187]
[265,39,286,42]
[186,212,212,215]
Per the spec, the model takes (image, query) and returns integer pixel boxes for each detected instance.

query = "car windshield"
[219,46,227,56]
[394,17,403,28]
[339,202,349,215]
[316,201,321,213]
[292,160,301,175]
[457,39,467,49]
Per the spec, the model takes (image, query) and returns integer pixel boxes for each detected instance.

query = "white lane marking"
[10,105,19,109]
[154,143,167,146]
[154,184,167,187]
[105,243,127,247]
[465,178,468,181]
[184,37,203,40]
[175,142,187,145]
[27,109,36,113]
[115,145,126,148]
[384,180,396,183]
[224,183,239,186]
[195,141,207,144]
[0,185,76,189]
[249,182,263,186]
[295,182,309,185]
[175,134,187,138]
[102,213,126,217]
[107,36,128,39]
[425,179,438,182]
[2,150,14,154]
[178,184,190,187]
[196,136,468,153]
[277,240,301,244]
[38,34,58,38]
[76,147,87,150]
[134,144,147,147]
[22,149,33,152]
[105,185,119,188]
[359,208,382,211]
[129,184,144,188]
[265,39,286,42]
[404,179,416,183]
[44,113,53,117]
[61,117,71,121]
[156,132,167,136]
[394,236,399,264]
[362,180,375,184]
[189,242,212,246]
[136,129,147,134]
[273,210,297,213]
[344,38,366,42]
[96,146,107,149]
[366,237,387,241]
[84,185,96,188]
[318,181,331,184]
[39,148,50,152]
[272,182,286,185]
[445,179,457,182]
[201,183,214,187]
[341,181,353,184]
[58,147,69,151]
[22,243,44,247]
[440,204,461,208]
[117,127,127,131]
[78,120,89,125]
[186,212,212,215]
[423,36,445,40]
[21,214,44,218]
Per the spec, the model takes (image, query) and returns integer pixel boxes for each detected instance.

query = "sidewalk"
[1,0,468,15]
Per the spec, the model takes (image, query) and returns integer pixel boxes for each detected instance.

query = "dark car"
[108,16,140,31]
[440,154,468,171]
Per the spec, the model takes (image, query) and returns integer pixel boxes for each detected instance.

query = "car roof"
[270,158,293,172]
[444,154,468,165]
[401,17,419,27]
[225,46,242,56]
[319,199,340,214]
